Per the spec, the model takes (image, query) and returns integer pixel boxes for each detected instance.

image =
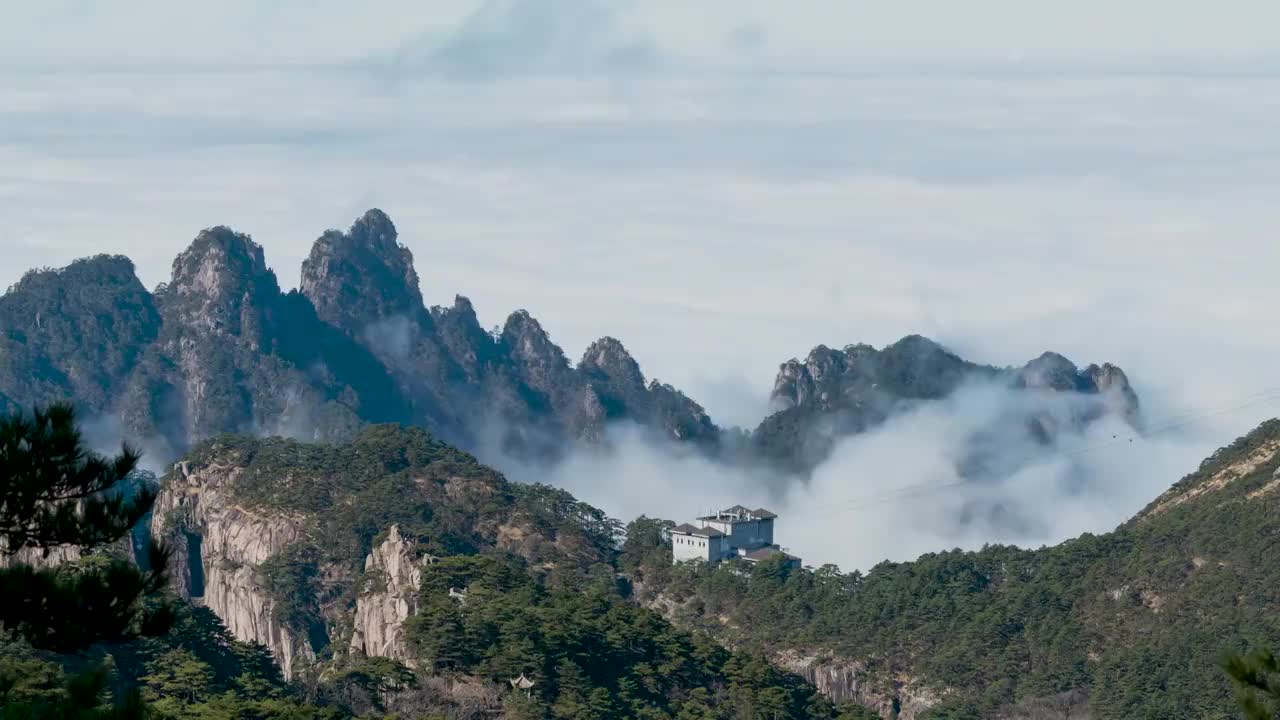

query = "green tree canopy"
[0,404,154,554]
[0,404,173,652]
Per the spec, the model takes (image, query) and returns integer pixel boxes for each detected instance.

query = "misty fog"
[515,378,1223,570]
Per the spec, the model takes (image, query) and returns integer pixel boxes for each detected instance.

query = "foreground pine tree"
[0,403,174,718]
[1224,649,1280,720]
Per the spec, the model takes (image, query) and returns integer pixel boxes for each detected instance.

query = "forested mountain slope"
[136,424,863,719]
[628,420,1280,719]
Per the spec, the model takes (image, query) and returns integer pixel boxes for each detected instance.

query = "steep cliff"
[349,524,430,664]
[151,458,316,678]
[774,652,943,720]
[148,425,617,680]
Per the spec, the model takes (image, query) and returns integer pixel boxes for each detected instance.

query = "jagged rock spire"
[579,337,646,393]
[300,209,426,334]
[161,226,280,342]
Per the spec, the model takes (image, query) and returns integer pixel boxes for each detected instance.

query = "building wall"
[726,519,773,549]
[709,535,730,562]
[672,532,712,563]
[673,517,779,565]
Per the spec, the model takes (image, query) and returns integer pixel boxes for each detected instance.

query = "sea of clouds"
[4,0,1280,570]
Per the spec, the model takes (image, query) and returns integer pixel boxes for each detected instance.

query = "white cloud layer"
[2,9,1279,568]
[4,1,1280,68]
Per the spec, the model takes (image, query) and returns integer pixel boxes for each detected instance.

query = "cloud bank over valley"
[3,2,1280,569]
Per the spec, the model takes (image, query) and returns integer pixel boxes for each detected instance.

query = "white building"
[670,505,800,568]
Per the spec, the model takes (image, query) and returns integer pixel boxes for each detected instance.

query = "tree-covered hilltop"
[135,423,873,719]
[0,256,160,418]
[628,420,1280,719]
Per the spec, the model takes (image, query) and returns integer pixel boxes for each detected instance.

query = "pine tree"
[140,648,216,704]
[1223,649,1280,720]
[0,403,175,719]
[0,404,173,651]
[1,404,154,554]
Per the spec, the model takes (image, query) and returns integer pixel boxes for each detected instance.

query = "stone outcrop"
[300,209,427,335]
[151,459,316,678]
[773,650,943,719]
[0,543,82,569]
[756,336,1141,473]
[349,525,430,664]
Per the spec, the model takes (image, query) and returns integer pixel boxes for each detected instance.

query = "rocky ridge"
[754,336,1141,474]
[0,210,716,465]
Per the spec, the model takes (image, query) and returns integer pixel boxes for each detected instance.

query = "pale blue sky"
[3,0,1279,69]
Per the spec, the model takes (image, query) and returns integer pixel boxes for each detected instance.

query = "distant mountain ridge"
[0,209,1138,477]
[754,336,1140,474]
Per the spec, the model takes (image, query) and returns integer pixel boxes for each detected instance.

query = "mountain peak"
[451,294,476,316]
[580,336,641,375]
[6,254,141,297]
[1017,351,1087,392]
[579,336,647,405]
[501,310,562,363]
[170,226,270,288]
[885,334,945,354]
[161,226,280,338]
[349,208,399,251]
[0,254,160,413]
[300,209,425,334]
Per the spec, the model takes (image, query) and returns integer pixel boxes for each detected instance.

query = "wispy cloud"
[389,0,659,80]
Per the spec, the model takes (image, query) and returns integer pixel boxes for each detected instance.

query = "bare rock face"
[119,227,368,456]
[300,209,427,335]
[0,543,82,569]
[1083,362,1141,426]
[432,296,500,383]
[161,227,278,346]
[349,525,429,663]
[151,460,316,678]
[774,651,943,720]
[500,310,575,402]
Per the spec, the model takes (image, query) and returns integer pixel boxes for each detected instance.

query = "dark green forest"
[4,404,1280,718]
[626,422,1280,718]
[2,412,870,719]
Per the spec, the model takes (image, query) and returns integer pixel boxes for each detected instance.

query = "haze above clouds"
[3,0,1280,567]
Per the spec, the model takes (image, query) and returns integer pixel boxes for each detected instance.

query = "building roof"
[671,523,724,538]
[741,546,799,562]
[696,504,777,522]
